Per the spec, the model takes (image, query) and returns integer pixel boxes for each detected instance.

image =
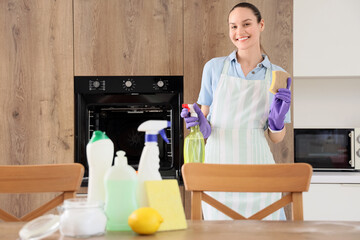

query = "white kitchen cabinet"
[303,183,360,221]
[294,0,360,76]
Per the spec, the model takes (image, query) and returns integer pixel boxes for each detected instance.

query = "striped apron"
[203,58,281,220]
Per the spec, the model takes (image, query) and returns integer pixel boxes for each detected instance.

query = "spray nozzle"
[182,104,189,111]
[138,120,171,143]
[182,104,198,117]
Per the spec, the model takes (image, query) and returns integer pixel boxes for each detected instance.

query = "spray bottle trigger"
[159,129,169,143]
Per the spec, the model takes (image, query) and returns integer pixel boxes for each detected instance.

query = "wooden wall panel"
[74,0,183,76]
[0,0,73,218]
[184,0,293,219]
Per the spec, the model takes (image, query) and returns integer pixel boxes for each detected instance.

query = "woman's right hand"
[181,103,211,138]
[181,107,199,128]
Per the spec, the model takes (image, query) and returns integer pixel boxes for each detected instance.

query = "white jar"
[59,198,107,238]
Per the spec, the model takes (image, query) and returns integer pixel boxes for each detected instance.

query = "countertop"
[311,171,360,184]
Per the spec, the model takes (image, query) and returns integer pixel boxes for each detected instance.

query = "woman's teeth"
[238,37,249,41]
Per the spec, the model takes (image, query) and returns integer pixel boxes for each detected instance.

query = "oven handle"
[350,131,355,167]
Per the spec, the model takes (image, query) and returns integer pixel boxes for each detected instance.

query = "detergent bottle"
[182,104,205,164]
[86,131,114,203]
[104,151,138,231]
[137,120,170,207]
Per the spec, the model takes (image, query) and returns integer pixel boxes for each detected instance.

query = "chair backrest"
[182,163,312,220]
[0,163,84,221]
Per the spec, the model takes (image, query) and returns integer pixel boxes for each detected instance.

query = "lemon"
[128,207,163,235]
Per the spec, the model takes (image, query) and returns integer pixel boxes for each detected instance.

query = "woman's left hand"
[268,77,291,131]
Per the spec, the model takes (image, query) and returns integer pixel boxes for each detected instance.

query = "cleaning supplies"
[104,151,138,231]
[182,104,205,164]
[137,120,170,207]
[86,131,114,203]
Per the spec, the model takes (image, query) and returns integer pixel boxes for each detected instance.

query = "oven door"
[294,129,355,170]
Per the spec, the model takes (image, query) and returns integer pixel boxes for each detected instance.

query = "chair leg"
[191,191,202,220]
[292,192,304,220]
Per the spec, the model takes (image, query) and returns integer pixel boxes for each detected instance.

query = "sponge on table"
[269,71,291,94]
[145,180,187,231]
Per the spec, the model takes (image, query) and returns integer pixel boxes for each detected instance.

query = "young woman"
[181,2,291,220]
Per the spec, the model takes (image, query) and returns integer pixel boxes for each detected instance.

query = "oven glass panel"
[294,129,352,169]
[88,105,173,170]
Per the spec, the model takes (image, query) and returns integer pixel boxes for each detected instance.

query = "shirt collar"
[228,50,271,69]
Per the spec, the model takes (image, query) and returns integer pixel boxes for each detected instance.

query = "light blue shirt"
[197,50,291,128]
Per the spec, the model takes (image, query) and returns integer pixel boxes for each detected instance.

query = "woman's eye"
[244,23,250,27]
[231,26,237,29]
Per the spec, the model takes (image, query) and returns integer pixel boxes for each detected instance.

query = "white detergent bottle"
[86,131,114,203]
[137,120,170,207]
[104,151,138,231]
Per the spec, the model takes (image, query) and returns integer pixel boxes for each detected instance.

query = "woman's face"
[228,7,264,51]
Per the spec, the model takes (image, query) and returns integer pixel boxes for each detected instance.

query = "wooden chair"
[0,163,84,221]
[182,163,312,220]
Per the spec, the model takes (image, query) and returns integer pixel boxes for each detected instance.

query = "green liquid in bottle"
[184,125,205,163]
[105,179,138,231]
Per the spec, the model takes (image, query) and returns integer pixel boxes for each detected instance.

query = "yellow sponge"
[145,180,187,231]
[269,71,291,94]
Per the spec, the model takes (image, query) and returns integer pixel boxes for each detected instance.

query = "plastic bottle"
[182,104,205,164]
[86,131,114,203]
[137,120,170,207]
[104,151,138,231]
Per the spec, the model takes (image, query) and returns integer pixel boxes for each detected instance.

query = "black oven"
[74,76,184,186]
[294,128,360,171]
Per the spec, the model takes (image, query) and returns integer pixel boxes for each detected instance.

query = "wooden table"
[2,220,360,240]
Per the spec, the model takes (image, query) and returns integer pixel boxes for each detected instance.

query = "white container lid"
[19,214,60,240]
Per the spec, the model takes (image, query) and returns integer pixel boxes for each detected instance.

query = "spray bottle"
[137,120,170,207]
[86,131,114,203]
[182,104,205,164]
[104,151,137,231]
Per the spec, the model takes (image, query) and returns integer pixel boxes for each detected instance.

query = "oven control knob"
[357,135,360,143]
[357,149,360,158]
[157,80,164,88]
[93,80,100,88]
[125,80,133,88]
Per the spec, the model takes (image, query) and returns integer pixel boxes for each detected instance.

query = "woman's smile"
[237,36,250,41]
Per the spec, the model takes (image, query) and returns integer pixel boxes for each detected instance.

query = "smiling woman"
[181,1,292,221]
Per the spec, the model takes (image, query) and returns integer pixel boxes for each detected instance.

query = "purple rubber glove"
[180,103,211,138]
[268,77,292,131]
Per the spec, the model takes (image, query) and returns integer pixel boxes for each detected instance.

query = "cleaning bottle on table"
[137,120,170,207]
[86,131,114,203]
[182,104,205,164]
[104,151,138,231]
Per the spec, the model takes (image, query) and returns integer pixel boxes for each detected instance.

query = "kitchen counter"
[311,171,360,184]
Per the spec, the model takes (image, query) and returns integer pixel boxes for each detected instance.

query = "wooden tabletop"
[2,220,360,240]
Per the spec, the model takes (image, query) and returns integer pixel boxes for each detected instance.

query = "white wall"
[293,0,360,128]
[294,0,360,77]
[294,76,360,128]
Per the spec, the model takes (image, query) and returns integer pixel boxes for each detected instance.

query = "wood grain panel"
[0,0,73,218]
[184,0,293,219]
[74,0,183,76]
